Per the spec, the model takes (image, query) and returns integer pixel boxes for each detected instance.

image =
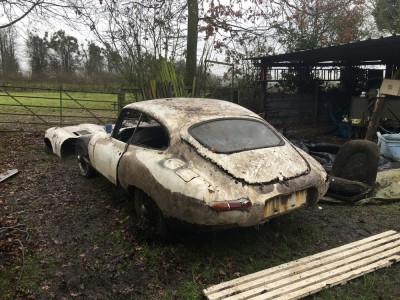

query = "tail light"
[209,198,252,212]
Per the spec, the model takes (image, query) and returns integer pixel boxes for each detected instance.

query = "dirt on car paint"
[1,127,400,299]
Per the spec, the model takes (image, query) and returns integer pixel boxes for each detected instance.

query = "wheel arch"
[76,135,93,151]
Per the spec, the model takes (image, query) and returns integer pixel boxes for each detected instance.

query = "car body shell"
[46,98,328,229]
[44,123,106,157]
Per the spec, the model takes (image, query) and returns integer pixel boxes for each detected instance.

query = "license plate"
[263,190,307,218]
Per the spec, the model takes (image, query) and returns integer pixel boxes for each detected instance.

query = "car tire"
[77,142,95,178]
[155,209,171,241]
[134,189,148,222]
[132,187,175,241]
[331,140,380,186]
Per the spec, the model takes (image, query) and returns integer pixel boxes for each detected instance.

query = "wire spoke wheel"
[77,143,95,177]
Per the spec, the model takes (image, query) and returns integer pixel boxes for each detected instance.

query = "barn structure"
[249,35,400,130]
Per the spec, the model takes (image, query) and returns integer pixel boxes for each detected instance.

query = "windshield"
[189,118,284,153]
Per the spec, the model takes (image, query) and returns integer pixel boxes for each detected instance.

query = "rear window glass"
[189,118,284,153]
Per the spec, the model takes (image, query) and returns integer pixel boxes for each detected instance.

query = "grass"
[124,216,332,299]
[3,175,400,300]
[132,211,399,299]
[0,90,118,110]
[2,131,400,299]
[84,178,398,300]
[313,265,400,300]
[0,251,57,300]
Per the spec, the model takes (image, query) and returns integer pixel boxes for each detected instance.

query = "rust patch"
[263,190,307,218]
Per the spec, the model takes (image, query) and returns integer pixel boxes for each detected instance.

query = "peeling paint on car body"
[48,98,328,230]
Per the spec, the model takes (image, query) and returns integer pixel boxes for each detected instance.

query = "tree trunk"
[184,0,198,93]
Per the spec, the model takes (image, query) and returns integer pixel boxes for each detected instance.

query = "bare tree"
[0,0,84,29]
[72,0,187,84]
[184,0,198,88]
[0,0,42,29]
[0,27,20,76]
[70,0,280,87]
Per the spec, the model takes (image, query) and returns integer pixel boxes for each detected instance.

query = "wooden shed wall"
[265,93,332,125]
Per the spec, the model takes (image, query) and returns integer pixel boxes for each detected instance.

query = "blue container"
[104,124,113,133]
[377,132,400,161]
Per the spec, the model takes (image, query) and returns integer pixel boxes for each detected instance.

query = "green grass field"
[0,90,118,110]
[0,88,137,128]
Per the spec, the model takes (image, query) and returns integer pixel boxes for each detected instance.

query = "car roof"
[124,98,260,131]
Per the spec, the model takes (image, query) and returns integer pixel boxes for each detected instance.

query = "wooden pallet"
[203,230,400,300]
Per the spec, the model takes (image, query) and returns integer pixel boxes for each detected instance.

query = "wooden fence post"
[59,85,63,125]
[118,89,125,111]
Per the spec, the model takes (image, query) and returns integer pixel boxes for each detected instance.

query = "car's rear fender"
[118,151,217,204]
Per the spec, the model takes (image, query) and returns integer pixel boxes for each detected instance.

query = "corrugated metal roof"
[250,35,400,65]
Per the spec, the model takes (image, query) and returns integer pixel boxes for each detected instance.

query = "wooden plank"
[211,236,400,300]
[204,230,396,295]
[264,255,400,300]
[203,231,400,300]
[0,169,18,183]
[273,256,400,300]
[222,242,400,300]
[238,246,400,300]
[209,234,400,298]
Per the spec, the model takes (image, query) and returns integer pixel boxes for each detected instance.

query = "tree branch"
[0,0,43,29]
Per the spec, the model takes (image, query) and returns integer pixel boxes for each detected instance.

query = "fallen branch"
[12,239,26,299]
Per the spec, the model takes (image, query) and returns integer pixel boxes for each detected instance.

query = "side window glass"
[113,110,141,142]
[113,109,169,150]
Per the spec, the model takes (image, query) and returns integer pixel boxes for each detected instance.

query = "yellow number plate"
[263,190,307,218]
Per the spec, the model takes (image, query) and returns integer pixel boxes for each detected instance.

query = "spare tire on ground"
[326,140,380,202]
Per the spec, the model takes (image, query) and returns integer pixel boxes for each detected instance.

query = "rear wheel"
[155,208,172,241]
[77,143,95,178]
[134,189,148,222]
[133,188,174,240]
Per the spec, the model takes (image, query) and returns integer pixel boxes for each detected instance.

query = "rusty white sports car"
[45,98,328,236]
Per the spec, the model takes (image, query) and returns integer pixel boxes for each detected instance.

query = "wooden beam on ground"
[203,230,400,300]
[0,169,18,183]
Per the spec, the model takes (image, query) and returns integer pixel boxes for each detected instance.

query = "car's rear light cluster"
[209,198,252,212]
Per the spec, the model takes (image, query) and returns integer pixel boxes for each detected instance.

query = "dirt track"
[1,131,400,299]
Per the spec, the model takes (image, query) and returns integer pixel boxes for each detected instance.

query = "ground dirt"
[1,125,400,300]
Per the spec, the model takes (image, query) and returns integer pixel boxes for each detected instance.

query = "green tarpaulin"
[322,168,400,205]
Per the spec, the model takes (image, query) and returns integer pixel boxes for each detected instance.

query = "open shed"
[249,35,400,128]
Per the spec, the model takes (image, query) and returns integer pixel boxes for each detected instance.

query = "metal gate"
[0,85,141,132]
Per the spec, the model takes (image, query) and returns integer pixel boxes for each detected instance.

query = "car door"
[89,134,126,185]
[90,109,168,185]
[89,109,140,184]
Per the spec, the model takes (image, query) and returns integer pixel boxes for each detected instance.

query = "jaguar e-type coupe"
[45,98,328,235]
